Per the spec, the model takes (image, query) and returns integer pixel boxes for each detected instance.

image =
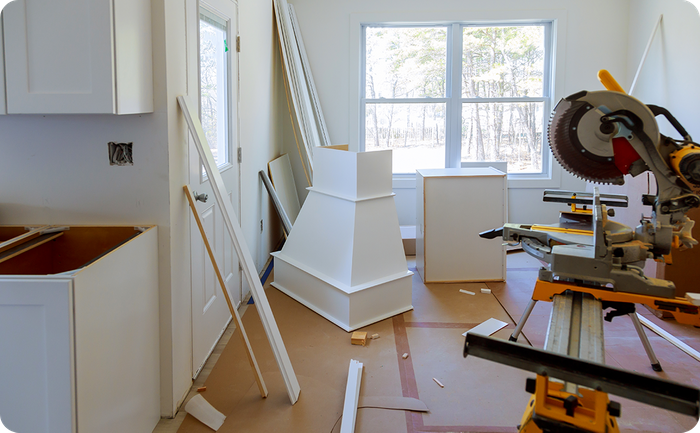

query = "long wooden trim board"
[178,95,301,405]
[184,185,268,399]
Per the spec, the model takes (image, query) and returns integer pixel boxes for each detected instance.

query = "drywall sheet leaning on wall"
[271,148,413,331]
[178,96,301,405]
[268,154,301,225]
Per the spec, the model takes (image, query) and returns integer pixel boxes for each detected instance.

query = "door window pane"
[366,103,446,174]
[365,27,447,99]
[462,26,545,98]
[461,102,544,173]
[200,10,229,168]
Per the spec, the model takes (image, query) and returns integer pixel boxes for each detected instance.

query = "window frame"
[198,4,234,179]
[352,11,566,189]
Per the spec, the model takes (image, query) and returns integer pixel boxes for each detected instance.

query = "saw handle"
[598,69,626,93]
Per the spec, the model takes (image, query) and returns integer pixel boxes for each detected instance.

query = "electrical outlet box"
[108,142,133,166]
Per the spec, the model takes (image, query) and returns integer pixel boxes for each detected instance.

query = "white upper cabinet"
[2,0,153,114]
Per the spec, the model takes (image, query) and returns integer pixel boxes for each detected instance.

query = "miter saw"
[480,70,700,325]
[468,71,700,432]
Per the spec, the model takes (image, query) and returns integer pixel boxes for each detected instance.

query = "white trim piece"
[288,4,331,148]
[636,313,700,363]
[340,359,363,433]
[459,289,475,295]
[178,96,301,405]
[184,394,226,431]
[273,0,321,172]
[629,15,663,96]
[462,318,509,337]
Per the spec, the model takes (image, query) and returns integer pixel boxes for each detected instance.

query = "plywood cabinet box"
[0,226,160,433]
[416,168,507,283]
[1,0,153,114]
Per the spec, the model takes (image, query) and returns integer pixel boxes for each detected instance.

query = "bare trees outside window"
[362,23,551,175]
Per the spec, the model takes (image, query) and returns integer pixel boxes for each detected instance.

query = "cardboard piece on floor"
[259,170,293,236]
[462,318,509,337]
[268,154,301,225]
[340,359,363,433]
[637,313,700,362]
[185,394,226,431]
[184,185,268,399]
[178,95,301,405]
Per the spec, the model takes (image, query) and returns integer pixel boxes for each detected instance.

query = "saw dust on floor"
[170,254,699,433]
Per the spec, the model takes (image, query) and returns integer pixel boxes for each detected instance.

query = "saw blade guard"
[548,90,660,185]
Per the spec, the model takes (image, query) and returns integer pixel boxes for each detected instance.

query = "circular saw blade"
[548,97,625,185]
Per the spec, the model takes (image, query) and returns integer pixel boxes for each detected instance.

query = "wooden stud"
[351,331,367,346]
[197,386,207,392]
[340,359,363,433]
[179,96,301,405]
[184,185,268,399]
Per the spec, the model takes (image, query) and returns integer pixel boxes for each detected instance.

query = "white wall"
[284,0,640,225]
[0,0,285,418]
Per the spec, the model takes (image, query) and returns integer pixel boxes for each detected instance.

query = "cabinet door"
[0,278,75,433]
[3,0,115,114]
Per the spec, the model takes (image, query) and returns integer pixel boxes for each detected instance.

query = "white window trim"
[349,9,568,189]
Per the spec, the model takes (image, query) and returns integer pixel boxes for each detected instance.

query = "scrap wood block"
[351,331,368,346]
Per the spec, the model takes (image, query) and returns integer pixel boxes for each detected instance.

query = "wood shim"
[636,313,700,363]
[273,0,323,172]
[184,185,268,399]
[178,96,301,405]
[341,359,363,433]
[462,318,509,337]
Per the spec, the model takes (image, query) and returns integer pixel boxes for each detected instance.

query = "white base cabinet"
[0,226,160,433]
[416,168,507,283]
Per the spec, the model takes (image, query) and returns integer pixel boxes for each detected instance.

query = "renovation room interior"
[1,0,700,432]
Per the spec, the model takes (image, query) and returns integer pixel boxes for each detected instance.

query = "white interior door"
[189,0,240,378]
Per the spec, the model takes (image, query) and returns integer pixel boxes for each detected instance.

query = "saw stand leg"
[509,299,537,342]
[629,312,663,371]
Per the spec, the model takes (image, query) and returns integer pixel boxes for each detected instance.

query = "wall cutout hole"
[108,142,133,166]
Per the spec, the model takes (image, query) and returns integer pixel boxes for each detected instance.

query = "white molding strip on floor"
[636,313,700,363]
[340,359,364,433]
[178,96,301,405]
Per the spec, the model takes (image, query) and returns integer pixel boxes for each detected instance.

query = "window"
[199,7,231,169]
[361,22,552,176]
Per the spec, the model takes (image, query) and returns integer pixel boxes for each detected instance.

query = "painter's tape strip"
[462,318,509,337]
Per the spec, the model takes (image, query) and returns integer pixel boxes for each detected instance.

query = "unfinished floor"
[155,253,700,433]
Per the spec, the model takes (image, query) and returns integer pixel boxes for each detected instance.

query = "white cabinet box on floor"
[0,226,160,433]
[416,168,507,283]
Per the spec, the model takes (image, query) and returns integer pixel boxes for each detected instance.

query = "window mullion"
[446,23,462,168]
